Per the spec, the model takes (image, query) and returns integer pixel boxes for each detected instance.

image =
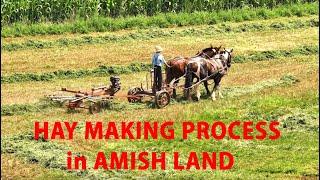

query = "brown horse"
[165,45,221,97]
[184,48,233,101]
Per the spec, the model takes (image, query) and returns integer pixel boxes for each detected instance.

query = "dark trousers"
[153,66,162,91]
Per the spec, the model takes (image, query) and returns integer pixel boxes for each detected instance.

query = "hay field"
[1,12,319,179]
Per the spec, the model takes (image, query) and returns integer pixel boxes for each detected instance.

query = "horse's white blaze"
[221,52,229,60]
[221,49,232,61]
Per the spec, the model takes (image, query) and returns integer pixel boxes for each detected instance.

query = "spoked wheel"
[127,87,143,103]
[89,102,101,114]
[155,90,170,108]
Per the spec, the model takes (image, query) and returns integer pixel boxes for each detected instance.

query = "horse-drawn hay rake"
[48,72,173,114]
[48,76,121,113]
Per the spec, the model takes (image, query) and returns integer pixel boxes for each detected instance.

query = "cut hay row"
[3,26,316,75]
[1,74,299,116]
[2,17,318,52]
[1,45,318,84]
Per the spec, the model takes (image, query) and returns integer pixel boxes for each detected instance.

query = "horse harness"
[177,52,229,90]
[187,56,226,79]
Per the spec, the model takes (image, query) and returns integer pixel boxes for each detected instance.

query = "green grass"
[1,81,318,179]
[1,45,317,84]
[1,69,318,179]
[1,2,318,37]
[2,17,318,52]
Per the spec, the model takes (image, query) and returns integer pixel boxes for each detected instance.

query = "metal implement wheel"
[127,87,143,103]
[89,102,101,114]
[155,90,170,108]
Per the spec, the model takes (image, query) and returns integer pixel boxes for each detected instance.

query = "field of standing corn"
[1,2,318,37]
[1,0,317,24]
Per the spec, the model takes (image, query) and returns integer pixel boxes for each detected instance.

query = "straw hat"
[155,45,163,52]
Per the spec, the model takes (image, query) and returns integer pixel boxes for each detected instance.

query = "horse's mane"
[201,47,214,52]
[195,47,212,55]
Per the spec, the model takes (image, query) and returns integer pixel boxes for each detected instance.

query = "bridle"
[219,50,232,75]
[225,50,232,68]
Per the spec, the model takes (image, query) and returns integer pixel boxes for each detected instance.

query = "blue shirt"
[152,53,165,67]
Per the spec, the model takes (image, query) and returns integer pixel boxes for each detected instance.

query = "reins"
[163,59,172,68]
[163,56,184,68]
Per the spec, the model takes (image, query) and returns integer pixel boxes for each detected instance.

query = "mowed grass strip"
[2,17,318,52]
[1,45,318,84]
[2,2,318,38]
[2,27,318,75]
[1,54,318,106]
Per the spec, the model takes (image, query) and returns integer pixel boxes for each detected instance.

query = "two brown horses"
[165,45,221,97]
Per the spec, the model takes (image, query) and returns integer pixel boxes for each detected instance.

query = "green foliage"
[3,18,318,52]
[2,0,316,25]
[1,2,318,37]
